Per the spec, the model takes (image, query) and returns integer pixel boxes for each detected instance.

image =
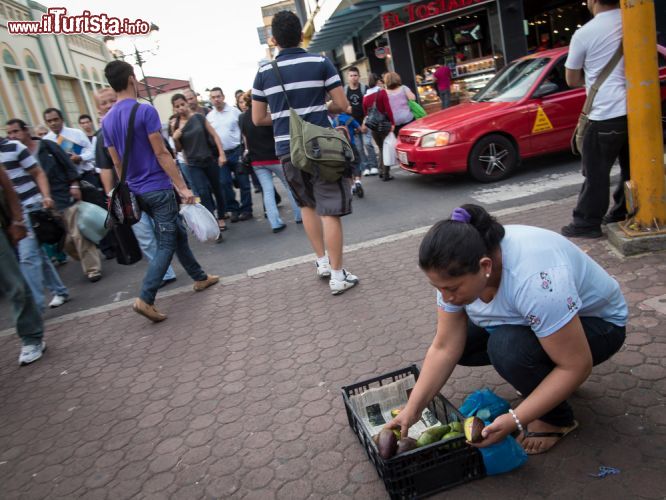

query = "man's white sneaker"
[362,169,371,177]
[329,270,359,295]
[19,341,46,366]
[369,167,379,175]
[316,261,332,279]
[48,295,69,308]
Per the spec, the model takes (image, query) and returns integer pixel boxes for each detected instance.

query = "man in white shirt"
[561,0,629,239]
[207,87,252,222]
[43,108,99,186]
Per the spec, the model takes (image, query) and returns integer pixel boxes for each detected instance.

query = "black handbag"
[28,209,66,247]
[108,102,142,226]
[111,222,142,265]
[365,93,392,134]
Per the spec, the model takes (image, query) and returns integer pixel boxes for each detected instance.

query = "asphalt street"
[0,151,589,327]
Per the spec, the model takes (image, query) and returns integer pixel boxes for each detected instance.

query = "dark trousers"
[572,116,630,228]
[188,157,226,220]
[459,318,625,426]
[0,229,43,346]
[219,146,252,214]
[371,130,388,177]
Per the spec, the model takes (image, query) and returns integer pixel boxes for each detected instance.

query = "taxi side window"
[543,59,570,93]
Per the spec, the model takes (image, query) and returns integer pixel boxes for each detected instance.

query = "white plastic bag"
[382,132,397,166]
[179,203,220,242]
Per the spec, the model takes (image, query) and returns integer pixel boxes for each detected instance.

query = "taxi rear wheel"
[468,134,518,182]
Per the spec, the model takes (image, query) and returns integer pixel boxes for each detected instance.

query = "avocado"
[464,416,484,443]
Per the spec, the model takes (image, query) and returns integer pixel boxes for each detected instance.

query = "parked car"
[397,46,666,182]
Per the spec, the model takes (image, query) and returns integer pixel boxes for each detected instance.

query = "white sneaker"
[329,270,359,295]
[316,261,331,279]
[19,341,46,366]
[369,167,379,176]
[48,295,69,308]
[362,169,371,177]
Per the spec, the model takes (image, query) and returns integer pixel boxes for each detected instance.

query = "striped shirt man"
[0,137,42,208]
[252,48,342,157]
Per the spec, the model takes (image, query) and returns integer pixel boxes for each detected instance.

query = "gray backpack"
[271,61,354,183]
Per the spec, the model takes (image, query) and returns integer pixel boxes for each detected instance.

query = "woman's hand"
[218,153,226,167]
[384,406,421,439]
[173,129,183,140]
[468,413,517,449]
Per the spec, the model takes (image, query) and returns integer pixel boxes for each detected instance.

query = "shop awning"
[308,0,410,53]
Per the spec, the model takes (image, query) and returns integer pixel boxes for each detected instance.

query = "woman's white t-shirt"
[437,225,627,338]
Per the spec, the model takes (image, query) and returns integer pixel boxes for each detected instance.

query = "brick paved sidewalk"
[0,199,664,499]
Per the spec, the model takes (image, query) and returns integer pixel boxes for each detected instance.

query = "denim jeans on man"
[187,157,227,220]
[572,116,630,229]
[219,146,252,215]
[439,89,451,109]
[254,164,301,229]
[18,203,68,311]
[458,317,625,427]
[353,129,377,172]
[0,229,44,346]
[137,189,206,305]
[132,212,176,281]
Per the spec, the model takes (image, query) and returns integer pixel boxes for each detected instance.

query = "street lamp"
[104,23,160,105]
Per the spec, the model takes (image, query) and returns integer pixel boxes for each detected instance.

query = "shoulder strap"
[582,42,623,115]
[270,61,292,109]
[120,102,140,184]
[344,116,354,127]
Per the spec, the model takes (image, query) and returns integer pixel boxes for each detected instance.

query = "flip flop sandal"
[521,420,579,455]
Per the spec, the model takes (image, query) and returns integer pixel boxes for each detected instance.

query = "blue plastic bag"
[76,201,109,244]
[478,435,527,475]
[459,388,509,421]
[460,389,527,475]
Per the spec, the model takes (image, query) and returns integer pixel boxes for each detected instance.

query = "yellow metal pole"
[621,0,666,231]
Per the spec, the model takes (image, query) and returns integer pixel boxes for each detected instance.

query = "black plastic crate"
[342,365,485,499]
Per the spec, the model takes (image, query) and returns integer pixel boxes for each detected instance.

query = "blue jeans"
[188,158,226,220]
[132,212,176,281]
[354,129,377,172]
[219,146,252,214]
[459,318,625,426]
[439,89,451,109]
[18,204,69,311]
[254,164,302,229]
[0,229,43,346]
[137,190,207,304]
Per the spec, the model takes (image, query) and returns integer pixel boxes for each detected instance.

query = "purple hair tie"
[450,207,471,223]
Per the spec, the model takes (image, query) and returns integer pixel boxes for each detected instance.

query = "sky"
[41,0,273,98]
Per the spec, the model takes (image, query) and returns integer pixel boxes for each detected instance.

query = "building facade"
[0,0,113,134]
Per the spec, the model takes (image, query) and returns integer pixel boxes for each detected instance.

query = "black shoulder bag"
[108,102,142,226]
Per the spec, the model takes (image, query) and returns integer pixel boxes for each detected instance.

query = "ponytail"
[418,204,505,276]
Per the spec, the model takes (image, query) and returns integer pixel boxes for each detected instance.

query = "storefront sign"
[374,46,391,59]
[382,0,488,31]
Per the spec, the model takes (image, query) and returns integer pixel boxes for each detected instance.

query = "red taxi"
[397,46,666,182]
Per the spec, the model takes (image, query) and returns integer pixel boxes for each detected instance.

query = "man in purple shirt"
[102,60,218,323]
[433,59,452,109]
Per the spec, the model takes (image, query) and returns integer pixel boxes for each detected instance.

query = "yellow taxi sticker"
[532,106,554,134]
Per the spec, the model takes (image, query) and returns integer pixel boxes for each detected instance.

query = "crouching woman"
[388,205,626,454]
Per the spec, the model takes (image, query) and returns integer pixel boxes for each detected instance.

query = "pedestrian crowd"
[0,0,636,461]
